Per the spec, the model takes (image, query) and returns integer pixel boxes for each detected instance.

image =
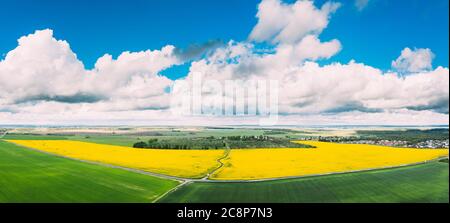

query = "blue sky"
[0,0,448,125]
[0,0,448,80]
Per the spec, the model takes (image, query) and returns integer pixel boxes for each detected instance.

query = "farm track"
[153,142,231,202]
[152,180,191,203]
[202,141,230,180]
[0,131,7,139]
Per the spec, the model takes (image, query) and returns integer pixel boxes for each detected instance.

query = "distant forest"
[133,135,313,150]
[356,129,449,143]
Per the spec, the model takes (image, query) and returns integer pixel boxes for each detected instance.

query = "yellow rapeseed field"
[8,140,224,178]
[210,141,449,180]
[8,140,449,180]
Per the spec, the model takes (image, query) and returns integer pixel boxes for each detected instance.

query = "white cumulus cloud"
[0,29,181,115]
[392,47,435,73]
[249,0,340,44]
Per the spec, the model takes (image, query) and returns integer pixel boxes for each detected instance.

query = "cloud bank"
[0,0,448,125]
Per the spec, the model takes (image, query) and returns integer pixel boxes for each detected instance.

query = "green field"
[3,134,141,147]
[69,135,141,147]
[159,162,449,203]
[3,131,311,148]
[1,131,448,203]
[0,140,178,203]
[3,134,68,140]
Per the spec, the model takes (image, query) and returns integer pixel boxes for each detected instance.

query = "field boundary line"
[152,180,191,203]
[0,131,7,139]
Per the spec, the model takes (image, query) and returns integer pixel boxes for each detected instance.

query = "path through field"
[203,141,230,180]
[0,131,7,139]
[153,141,231,202]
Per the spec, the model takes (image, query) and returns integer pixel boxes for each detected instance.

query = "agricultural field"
[7,140,225,178]
[211,141,448,180]
[7,139,448,181]
[2,127,312,147]
[159,161,449,203]
[1,127,449,203]
[0,140,178,202]
[3,134,68,140]
[3,133,152,147]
